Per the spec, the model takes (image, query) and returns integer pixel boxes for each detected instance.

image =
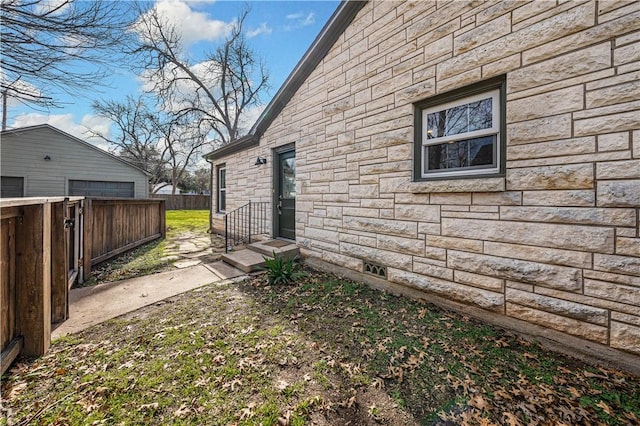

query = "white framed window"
[217,165,226,212]
[414,76,505,180]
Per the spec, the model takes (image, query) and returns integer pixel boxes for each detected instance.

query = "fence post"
[81,198,92,282]
[158,199,166,239]
[15,203,51,356]
[248,201,252,244]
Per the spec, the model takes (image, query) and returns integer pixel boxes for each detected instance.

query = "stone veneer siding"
[211,1,640,361]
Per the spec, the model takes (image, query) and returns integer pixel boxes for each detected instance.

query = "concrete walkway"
[52,261,246,339]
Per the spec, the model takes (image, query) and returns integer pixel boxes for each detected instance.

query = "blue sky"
[8,0,340,149]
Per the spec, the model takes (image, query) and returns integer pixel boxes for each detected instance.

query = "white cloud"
[285,11,315,29]
[9,113,113,151]
[139,0,234,45]
[34,0,71,16]
[246,22,272,39]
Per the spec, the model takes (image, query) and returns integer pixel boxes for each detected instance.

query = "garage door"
[1,176,24,197]
[69,180,135,198]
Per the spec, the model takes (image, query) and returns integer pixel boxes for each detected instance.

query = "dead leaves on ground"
[3,271,640,425]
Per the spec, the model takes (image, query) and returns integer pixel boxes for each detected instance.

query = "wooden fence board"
[150,194,209,210]
[51,201,68,323]
[1,217,16,349]
[85,199,165,271]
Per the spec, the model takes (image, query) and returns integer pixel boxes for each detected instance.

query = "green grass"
[4,271,639,425]
[166,209,210,237]
[81,210,210,287]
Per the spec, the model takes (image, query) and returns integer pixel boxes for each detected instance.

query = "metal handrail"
[224,201,269,252]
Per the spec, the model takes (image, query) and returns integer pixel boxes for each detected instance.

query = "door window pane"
[282,158,296,199]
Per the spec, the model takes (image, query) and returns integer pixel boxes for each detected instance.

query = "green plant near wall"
[262,251,307,285]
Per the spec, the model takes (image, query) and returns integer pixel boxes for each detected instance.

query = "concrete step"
[203,261,246,280]
[247,239,300,260]
[221,249,269,273]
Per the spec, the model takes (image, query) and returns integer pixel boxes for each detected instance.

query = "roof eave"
[203,0,368,160]
[204,134,259,161]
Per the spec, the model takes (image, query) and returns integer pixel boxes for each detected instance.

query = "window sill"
[398,177,505,193]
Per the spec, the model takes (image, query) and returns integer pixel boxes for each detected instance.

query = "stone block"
[522,190,595,206]
[508,114,572,145]
[594,254,640,277]
[426,234,483,253]
[304,227,339,244]
[323,250,363,272]
[370,128,412,149]
[340,242,412,270]
[430,193,472,205]
[484,241,592,269]
[522,10,640,66]
[598,132,630,151]
[587,80,640,109]
[506,288,608,325]
[404,178,505,193]
[507,163,594,190]
[388,268,504,311]
[436,67,482,93]
[575,109,640,137]
[424,245,447,261]
[349,184,379,199]
[454,13,511,55]
[612,311,640,327]
[394,204,440,222]
[437,2,595,80]
[584,269,640,287]
[482,53,521,79]
[442,218,614,253]
[343,216,417,237]
[377,234,424,256]
[499,206,637,227]
[617,238,640,257]
[447,250,583,291]
[507,86,584,123]
[342,207,379,218]
[611,322,640,355]
[413,259,454,281]
[507,137,595,160]
[596,160,640,179]
[506,303,608,343]
[614,41,640,66]
[586,278,640,306]
[418,222,441,235]
[454,270,504,292]
[510,42,610,92]
[597,180,640,207]
[472,191,522,205]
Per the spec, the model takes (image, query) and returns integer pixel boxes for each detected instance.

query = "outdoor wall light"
[254,156,267,166]
[44,155,51,161]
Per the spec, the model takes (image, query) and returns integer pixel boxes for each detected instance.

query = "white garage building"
[1,124,149,198]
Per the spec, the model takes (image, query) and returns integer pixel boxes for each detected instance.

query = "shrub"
[262,251,306,285]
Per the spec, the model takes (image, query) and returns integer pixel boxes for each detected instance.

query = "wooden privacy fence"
[1,197,165,374]
[83,198,165,272]
[150,194,209,210]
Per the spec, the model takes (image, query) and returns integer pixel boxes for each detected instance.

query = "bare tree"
[131,6,269,146]
[0,0,136,109]
[90,96,168,192]
[91,96,211,194]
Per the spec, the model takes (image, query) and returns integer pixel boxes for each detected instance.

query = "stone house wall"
[210,0,640,362]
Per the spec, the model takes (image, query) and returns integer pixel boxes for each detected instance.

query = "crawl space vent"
[364,261,387,279]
